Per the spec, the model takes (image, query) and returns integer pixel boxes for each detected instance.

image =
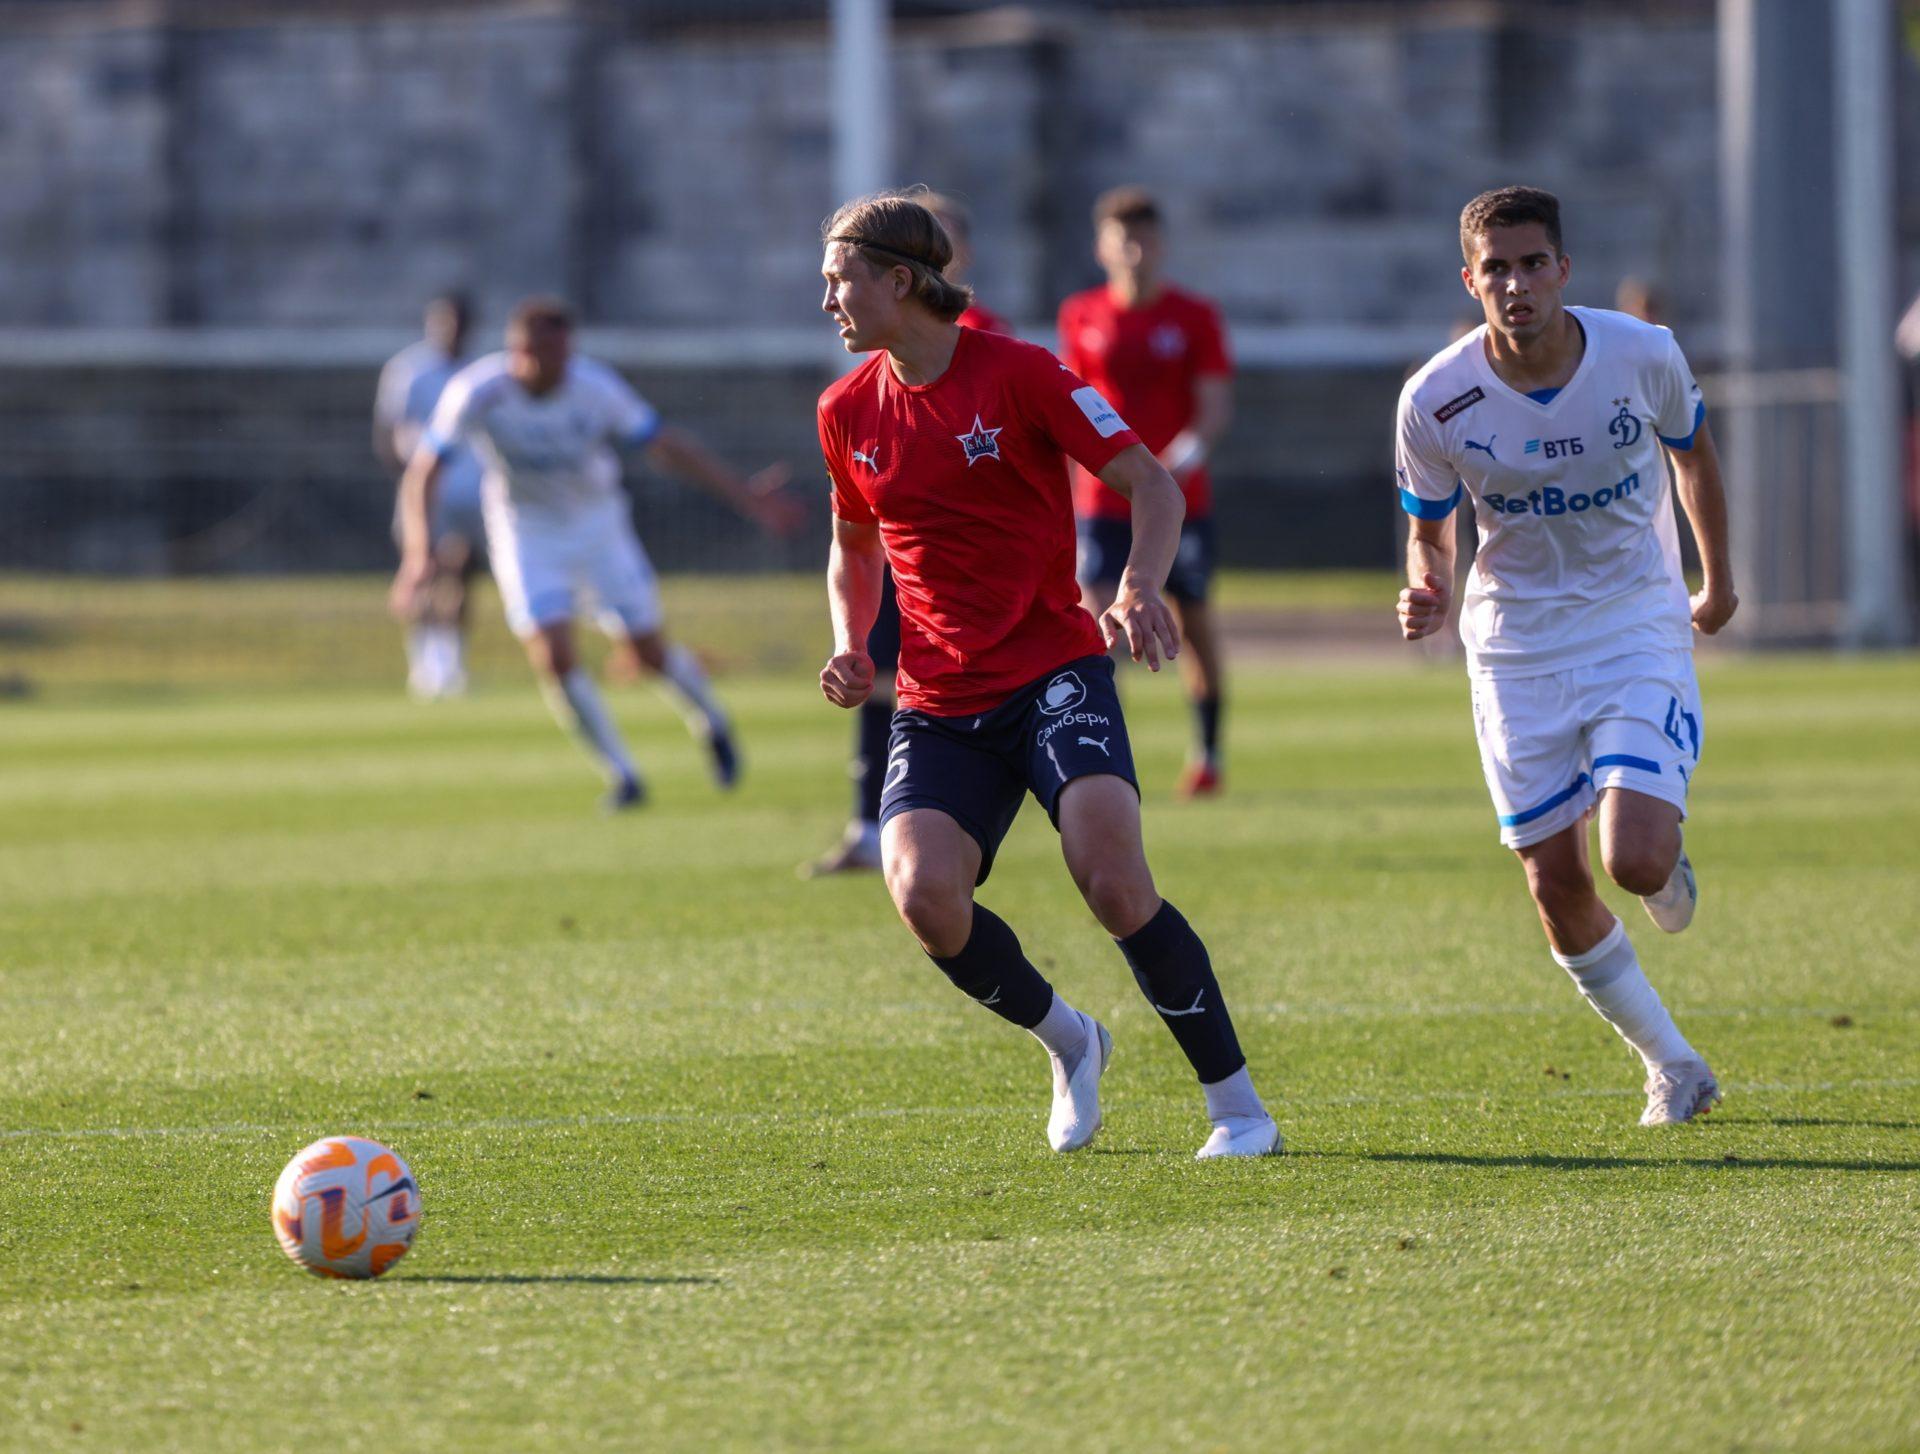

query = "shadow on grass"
[1728,1117,1920,1132]
[399,1274,720,1287]
[1329,1150,1920,1173]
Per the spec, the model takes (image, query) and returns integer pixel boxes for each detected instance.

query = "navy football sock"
[854,700,891,825]
[929,904,1055,1030]
[1117,900,1246,1083]
[1195,694,1223,764]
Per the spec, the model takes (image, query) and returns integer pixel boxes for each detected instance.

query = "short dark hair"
[1092,185,1161,229]
[507,295,574,334]
[1459,186,1563,262]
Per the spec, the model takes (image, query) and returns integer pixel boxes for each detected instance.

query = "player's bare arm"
[1666,419,1738,635]
[1398,513,1455,641]
[1162,373,1232,480]
[644,427,801,535]
[1094,444,1184,670]
[822,514,885,708]
[388,449,444,616]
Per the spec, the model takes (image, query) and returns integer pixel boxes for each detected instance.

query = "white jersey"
[378,340,482,498]
[1396,307,1706,676]
[423,353,662,525]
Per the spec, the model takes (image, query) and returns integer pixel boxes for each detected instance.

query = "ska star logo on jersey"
[956,414,1004,466]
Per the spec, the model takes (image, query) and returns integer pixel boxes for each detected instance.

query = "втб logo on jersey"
[1039,671,1087,715]
[1609,399,1643,449]
[1464,434,1498,462]
[956,414,1004,466]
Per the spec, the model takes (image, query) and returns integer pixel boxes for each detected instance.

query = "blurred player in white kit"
[392,297,796,809]
[1396,187,1737,1126]
[376,292,483,698]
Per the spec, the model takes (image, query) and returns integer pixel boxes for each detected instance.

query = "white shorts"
[485,498,664,639]
[1469,648,1703,849]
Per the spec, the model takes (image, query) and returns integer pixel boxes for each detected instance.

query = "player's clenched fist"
[1689,582,1738,636]
[1397,571,1450,641]
[820,649,876,708]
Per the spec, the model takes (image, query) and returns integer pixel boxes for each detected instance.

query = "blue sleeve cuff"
[419,430,454,459]
[1658,399,1707,451]
[624,415,663,450]
[1400,482,1464,520]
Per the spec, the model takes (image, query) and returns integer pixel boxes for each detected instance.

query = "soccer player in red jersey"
[816,191,1279,1159]
[1059,187,1236,798]
[803,190,1013,879]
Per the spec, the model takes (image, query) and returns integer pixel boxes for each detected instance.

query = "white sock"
[1028,992,1090,1065]
[540,669,638,784]
[1202,1065,1268,1127]
[405,626,433,689]
[1552,919,1696,1072]
[430,624,465,679]
[659,643,728,736]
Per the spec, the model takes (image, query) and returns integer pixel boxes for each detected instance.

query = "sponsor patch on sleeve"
[1433,386,1485,423]
[1071,385,1129,438]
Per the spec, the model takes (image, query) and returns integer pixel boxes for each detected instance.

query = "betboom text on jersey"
[1482,471,1639,518]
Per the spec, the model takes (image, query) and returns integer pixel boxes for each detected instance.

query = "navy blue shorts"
[1076,515,1215,603]
[879,654,1140,885]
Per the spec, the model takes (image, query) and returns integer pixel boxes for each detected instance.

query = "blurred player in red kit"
[1059,187,1235,797]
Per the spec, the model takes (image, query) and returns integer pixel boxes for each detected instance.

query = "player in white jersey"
[391,297,796,809]
[376,293,485,698]
[1395,187,1738,1127]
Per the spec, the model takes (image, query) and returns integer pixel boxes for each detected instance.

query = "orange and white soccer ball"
[271,1136,420,1279]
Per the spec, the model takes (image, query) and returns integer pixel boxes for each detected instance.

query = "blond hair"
[824,188,973,323]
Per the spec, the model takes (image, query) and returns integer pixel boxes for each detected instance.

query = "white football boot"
[1640,1058,1721,1126]
[1195,1116,1283,1160]
[1047,1013,1112,1153]
[1641,834,1698,933]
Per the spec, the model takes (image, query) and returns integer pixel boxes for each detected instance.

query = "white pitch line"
[4,1077,1918,1145]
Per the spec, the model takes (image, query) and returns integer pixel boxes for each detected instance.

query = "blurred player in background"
[1396,187,1736,1127]
[392,297,796,810]
[375,292,482,698]
[803,189,1013,877]
[817,192,1278,1158]
[1060,187,1235,797]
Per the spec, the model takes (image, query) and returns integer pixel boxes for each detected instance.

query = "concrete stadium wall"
[0,0,1750,332]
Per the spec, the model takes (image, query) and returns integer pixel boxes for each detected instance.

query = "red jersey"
[957,302,1013,336]
[820,327,1140,716]
[1056,283,1231,521]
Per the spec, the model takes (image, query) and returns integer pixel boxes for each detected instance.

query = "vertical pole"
[1834,0,1913,645]
[1716,0,1760,634]
[831,0,892,207]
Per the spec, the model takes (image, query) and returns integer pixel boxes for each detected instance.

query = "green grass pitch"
[1,575,1916,1451]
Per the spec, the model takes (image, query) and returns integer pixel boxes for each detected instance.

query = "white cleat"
[1641,836,1697,933]
[1195,1115,1283,1160]
[1640,1058,1721,1126]
[1047,1014,1112,1153]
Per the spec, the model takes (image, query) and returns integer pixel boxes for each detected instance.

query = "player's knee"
[1601,840,1672,897]
[530,635,575,678]
[628,634,668,674]
[1073,859,1158,939]
[887,864,972,957]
